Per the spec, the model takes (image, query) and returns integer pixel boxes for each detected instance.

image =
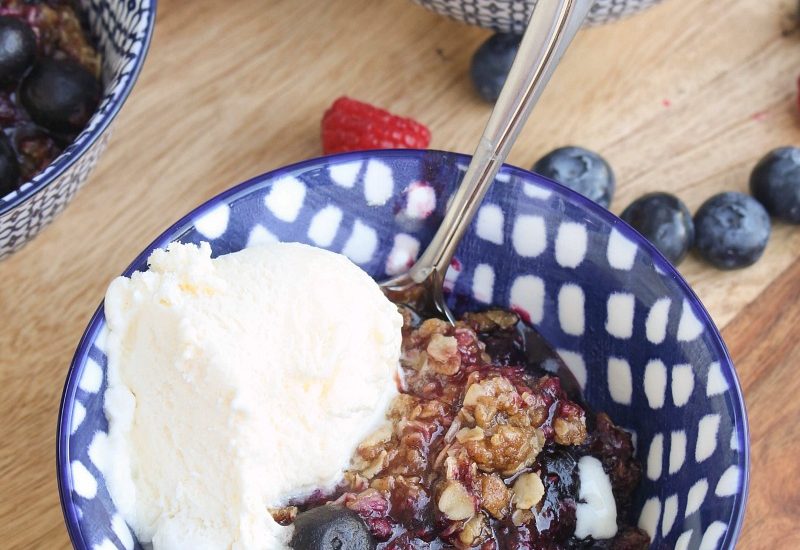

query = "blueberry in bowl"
[0,0,156,260]
[20,57,101,134]
[0,15,36,81]
[290,505,376,550]
[0,129,19,194]
[58,150,748,549]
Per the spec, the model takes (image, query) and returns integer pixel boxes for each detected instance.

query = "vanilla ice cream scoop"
[102,241,403,549]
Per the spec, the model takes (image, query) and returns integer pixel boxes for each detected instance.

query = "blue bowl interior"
[58,150,748,550]
[0,0,156,212]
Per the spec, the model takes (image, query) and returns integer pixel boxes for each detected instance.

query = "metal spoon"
[381,0,595,324]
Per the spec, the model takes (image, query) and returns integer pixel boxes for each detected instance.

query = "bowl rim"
[0,0,159,217]
[56,148,750,549]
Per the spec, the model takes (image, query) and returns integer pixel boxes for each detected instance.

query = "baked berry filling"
[277,308,650,550]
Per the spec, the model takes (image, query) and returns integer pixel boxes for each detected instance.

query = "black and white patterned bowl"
[58,150,748,549]
[411,0,663,32]
[0,0,157,260]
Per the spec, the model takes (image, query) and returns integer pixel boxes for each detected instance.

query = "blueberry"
[694,192,771,269]
[620,192,694,265]
[538,447,578,495]
[532,146,615,208]
[20,58,100,134]
[290,505,375,550]
[0,131,20,195]
[749,146,800,224]
[470,33,521,103]
[0,16,36,82]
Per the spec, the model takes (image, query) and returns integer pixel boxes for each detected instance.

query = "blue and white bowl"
[411,0,663,32]
[0,0,157,260]
[58,149,748,549]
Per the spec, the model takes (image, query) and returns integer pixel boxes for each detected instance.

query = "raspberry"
[321,97,431,154]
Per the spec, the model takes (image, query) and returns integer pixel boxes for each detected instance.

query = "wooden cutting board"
[0,0,798,547]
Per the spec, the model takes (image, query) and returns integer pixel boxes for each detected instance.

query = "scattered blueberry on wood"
[693,192,771,270]
[749,146,800,224]
[533,146,615,208]
[470,33,521,103]
[621,192,694,265]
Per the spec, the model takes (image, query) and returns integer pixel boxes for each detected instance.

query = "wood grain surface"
[1,0,798,547]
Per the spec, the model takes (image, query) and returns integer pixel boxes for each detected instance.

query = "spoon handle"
[407,0,595,283]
